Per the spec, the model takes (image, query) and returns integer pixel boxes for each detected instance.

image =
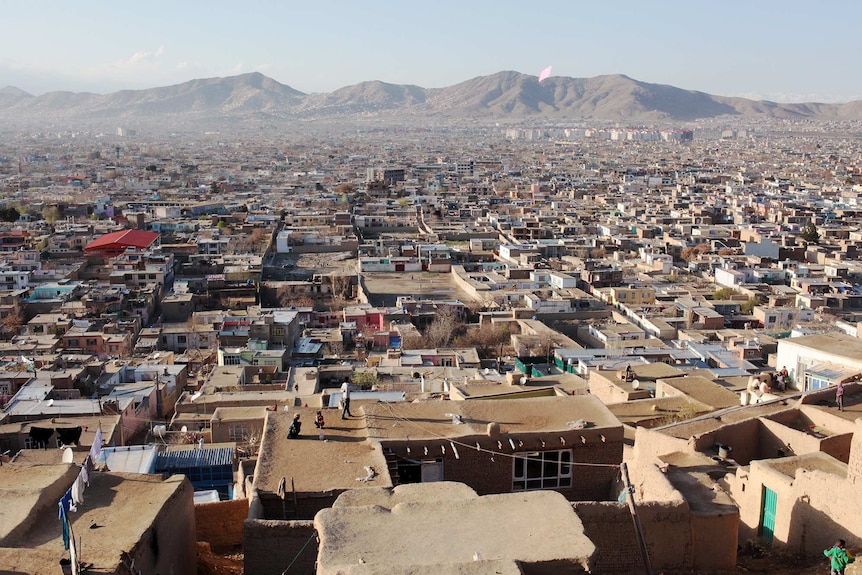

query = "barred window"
[229,424,248,442]
[513,450,572,491]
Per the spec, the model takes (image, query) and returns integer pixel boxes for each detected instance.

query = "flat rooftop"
[660,399,793,440]
[362,271,476,307]
[362,395,622,441]
[781,333,862,361]
[253,409,391,495]
[762,451,848,480]
[659,452,739,516]
[0,465,189,574]
[315,482,594,574]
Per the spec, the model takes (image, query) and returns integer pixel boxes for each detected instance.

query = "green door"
[759,486,777,544]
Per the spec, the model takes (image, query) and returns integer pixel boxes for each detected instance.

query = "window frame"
[512,449,573,491]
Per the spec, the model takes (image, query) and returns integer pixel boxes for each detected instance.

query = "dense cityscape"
[0,106,860,574]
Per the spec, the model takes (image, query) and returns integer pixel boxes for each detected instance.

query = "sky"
[2,0,861,102]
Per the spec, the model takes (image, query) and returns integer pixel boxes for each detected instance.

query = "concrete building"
[775,333,862,391]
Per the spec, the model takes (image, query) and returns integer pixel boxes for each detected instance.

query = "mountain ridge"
[1,71,859,124]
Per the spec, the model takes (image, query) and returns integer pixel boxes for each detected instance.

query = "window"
[86,339,97,346]
[273,327,285,336]
[177,335,187,343]
[805,375,831,391]
[513,450,572,491]
[223,356,241,366]
[229,424,248,442]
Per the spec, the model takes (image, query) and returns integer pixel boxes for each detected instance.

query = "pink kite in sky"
[538,66,552,82]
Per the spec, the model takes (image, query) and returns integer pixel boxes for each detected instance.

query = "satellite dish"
[632,379,641,390]
[181,425,188,433]
[519,377,527,385]
[153,425,167,438]
[62,447,74,463]
[46,399,54,407]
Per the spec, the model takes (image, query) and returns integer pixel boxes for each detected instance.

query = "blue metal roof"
[155,447,234,471]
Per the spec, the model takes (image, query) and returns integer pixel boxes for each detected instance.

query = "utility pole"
[621,462,653,575]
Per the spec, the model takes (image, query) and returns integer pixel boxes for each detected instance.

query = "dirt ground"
[196,544,849,575]
[197,542,243,575]
[362,271,476,307]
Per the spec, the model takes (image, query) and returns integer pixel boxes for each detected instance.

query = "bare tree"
[454,324,511,358]
[1,310,24,339]
[424,309,461,349]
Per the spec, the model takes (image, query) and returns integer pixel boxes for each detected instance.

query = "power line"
[281,533,317,574]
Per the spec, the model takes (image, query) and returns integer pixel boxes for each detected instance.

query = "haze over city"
[3,0,861,102]
[2,3,862,575]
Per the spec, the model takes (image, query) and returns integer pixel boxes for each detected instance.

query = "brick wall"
[195,498,248,551]
[244,519,318,575]
[385,434,622,501]
[574,501,694,574]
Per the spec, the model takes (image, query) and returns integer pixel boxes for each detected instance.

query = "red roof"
[84,229,159,253]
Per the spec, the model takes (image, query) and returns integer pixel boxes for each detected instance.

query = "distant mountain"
[298,81,428,116]
[1,70,860,125]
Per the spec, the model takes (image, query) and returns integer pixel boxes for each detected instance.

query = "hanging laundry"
[58,489,72,518]
[59,504,70,550]
[89,426,103,462]
[80,459,90,487]
[57,426,83,446]
[28,426,54,449]
[71,472,85,509]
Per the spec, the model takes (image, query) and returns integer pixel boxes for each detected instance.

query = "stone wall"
[244,519,318,575]
[195,499,248,551]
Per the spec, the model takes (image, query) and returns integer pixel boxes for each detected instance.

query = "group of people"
[287,379,354,440]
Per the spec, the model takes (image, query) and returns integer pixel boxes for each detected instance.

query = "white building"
[775,333,862,391]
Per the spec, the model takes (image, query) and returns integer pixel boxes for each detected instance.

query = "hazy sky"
[3,0,860,102]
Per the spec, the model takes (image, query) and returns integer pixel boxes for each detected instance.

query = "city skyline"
[3,0,861,103]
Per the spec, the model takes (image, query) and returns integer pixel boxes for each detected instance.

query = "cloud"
[109,45,166,72]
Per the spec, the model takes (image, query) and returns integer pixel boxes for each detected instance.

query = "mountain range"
[2,71,862,125]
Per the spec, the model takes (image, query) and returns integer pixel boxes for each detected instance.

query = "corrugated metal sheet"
[155,446,234,471]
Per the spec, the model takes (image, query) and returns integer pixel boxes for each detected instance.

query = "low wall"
[195,498,249,551]
[244,519,318,575]
[574,500,693,574]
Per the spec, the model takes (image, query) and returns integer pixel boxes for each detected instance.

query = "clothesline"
[57,424,102,558]
[381,402,620,468]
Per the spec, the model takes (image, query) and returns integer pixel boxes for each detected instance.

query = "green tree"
[801,223,820,244]
[740,297,758,314]
[713,287,736,300]
[352,370,378,390]
[0,206,20,222]
[42,206,62,224]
